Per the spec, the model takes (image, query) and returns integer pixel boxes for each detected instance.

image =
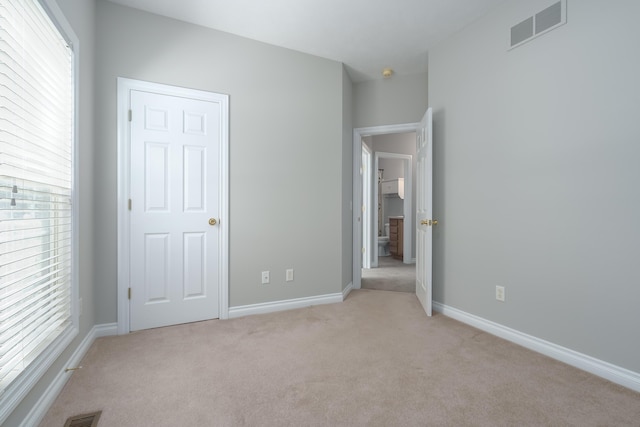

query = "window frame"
[0,0,79,423]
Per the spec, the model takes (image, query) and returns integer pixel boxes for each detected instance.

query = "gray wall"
[379,158,404,182]
[95,0,346,316]
[342,67,354,289]
[4,0,97,424]
[371,133,417,259]
[354,72,428,128]
[429,0,640,372]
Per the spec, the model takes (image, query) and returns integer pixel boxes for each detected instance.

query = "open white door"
[416,108,434,316]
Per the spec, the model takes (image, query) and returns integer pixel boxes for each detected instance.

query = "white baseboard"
[229,293,344,319]
[342,282,353,300]
[92,323,118,339]
[433,302,640,393]
[20,323,118,427]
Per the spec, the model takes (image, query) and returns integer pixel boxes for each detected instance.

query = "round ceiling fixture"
[382,68,394,78]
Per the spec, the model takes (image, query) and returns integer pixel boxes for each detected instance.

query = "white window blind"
[0,0,74,397]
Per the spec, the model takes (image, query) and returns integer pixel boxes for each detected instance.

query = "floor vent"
[64,411,102,427]
[509,0,566,49]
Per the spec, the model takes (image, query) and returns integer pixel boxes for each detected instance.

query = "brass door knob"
[209,218,217,226]
[433,220,438,226]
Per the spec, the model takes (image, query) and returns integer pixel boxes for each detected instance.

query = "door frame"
[361,143,372,269]
[116,78,230,334]
[372,152,413,268]
[352,123,419,290]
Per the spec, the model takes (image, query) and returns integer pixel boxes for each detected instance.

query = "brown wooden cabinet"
[389,217,403,260]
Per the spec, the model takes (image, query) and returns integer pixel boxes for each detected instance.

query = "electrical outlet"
[496,286,505,302]
[261,271,270,284]
[286,269,294,282]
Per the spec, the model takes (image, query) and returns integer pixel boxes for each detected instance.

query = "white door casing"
[416,108,433,316]
[361,143,372,269]
[117,78,229,333]
[352,123,422,290]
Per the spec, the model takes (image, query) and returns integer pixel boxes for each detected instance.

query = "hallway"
[361,256,415,293]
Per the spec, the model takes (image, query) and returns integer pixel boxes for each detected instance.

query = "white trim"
[116,78,230,335]
[361,144,372,269]
[92,323,119,338]
[353,134,363,289]
[229,293,344,319]
[116,79,130,334]
[433,302,640,393]
[342,282,353,300]
[353,123,419,289]
[18,324,118,427]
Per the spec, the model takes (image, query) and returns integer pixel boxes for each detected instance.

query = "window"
[0,0,77,420]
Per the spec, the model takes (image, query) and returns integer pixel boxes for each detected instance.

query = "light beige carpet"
[361,256,415,293]
[40,290,640,426]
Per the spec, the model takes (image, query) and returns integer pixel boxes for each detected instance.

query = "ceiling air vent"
[509,0,566,49]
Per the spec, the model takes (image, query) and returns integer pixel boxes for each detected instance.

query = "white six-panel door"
[129,89,220,331]
[416,108,433,316]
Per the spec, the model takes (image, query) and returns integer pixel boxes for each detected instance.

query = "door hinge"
[128,199,132,210]
[128,109,132,122]
[128,288,131,300]
[362,247,365,254]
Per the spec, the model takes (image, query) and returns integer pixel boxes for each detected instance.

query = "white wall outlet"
[261,271,270,284]
[496,286,505,302]
[286,269,294,282]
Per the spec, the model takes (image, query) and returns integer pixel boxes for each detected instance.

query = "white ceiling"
[107,0,506,82]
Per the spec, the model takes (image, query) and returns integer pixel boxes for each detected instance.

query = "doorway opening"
[352,123,421,292]
[372,151,413,268]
